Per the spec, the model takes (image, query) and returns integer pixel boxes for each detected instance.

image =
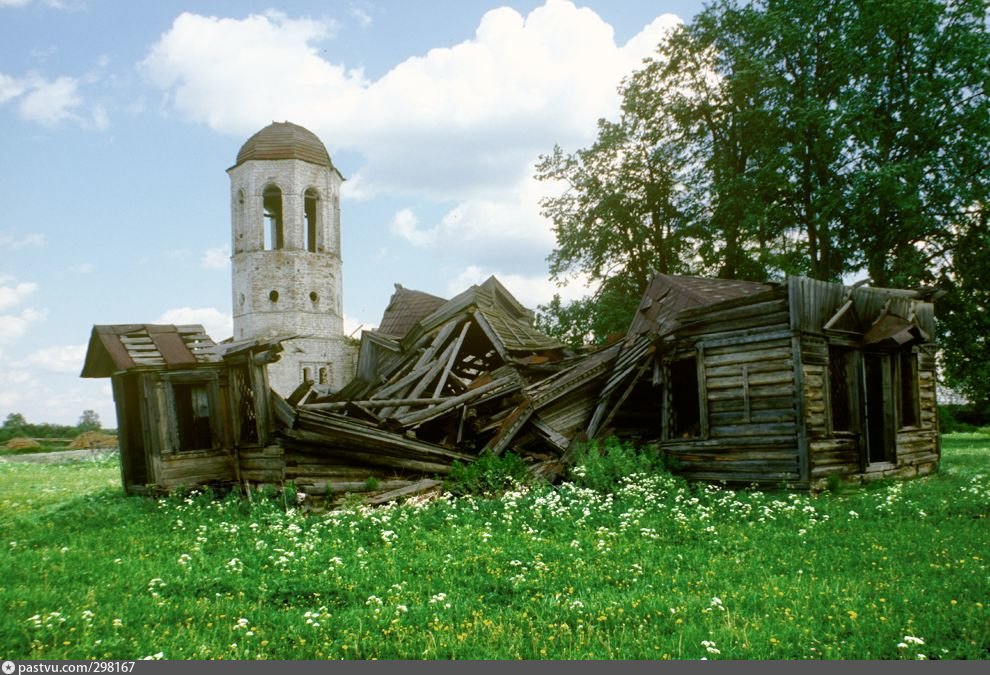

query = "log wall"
[661,291,803,485]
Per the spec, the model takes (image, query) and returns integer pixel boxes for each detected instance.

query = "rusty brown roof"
[233,121,333,169]
[377,284,448,339]
[80,324,221,378]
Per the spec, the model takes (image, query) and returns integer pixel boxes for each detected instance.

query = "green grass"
[0,438,987,660]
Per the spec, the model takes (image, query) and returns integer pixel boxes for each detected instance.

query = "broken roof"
[627,274,775,341]
[81,324,220,378]
[377,284,448,339]
[404,276,565,355]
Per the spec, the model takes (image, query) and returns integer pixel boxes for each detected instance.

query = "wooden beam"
[395,378,509,428]
[432,321,471,398]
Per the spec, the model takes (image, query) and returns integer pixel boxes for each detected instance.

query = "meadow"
[0,436,987,660]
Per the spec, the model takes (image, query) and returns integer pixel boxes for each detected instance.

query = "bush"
[445,451,531,496]
[569,437,668,493]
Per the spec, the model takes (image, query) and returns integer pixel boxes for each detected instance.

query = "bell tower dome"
[228,121,354,394]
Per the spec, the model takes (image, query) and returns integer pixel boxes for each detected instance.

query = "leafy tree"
[535,0,990,404]
[3,413,27,430]
[77,410,101,432]
[937,207,990,409]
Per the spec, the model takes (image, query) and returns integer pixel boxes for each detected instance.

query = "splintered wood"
[277,279,620,504]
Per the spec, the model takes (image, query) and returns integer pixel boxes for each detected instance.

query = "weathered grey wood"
[472,310,510,363]
[485,401,535,456]
[395,378,509,428]
[530,414,570,453]
[704,344,792,367]
[382,336,461,417]
[791,335,810,482]
[301,396,450,411]
[283,436,457,474]
[364,478,442,505]
[432,321,471,398]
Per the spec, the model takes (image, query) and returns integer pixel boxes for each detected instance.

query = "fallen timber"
[272,277,621,506]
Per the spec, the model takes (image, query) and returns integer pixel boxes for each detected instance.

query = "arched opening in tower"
[305,188,319,253]
[263,185,284,250]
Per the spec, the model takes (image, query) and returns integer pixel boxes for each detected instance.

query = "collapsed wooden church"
[82,274,941,503]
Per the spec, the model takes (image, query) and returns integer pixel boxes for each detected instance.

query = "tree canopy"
[535,0,990,405]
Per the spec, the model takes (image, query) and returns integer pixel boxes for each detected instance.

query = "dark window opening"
[319,367,328,385]
[303,367,312,383]
[263,185,284,250]
[309,291,319,303]
[305,188,319,253]
[669,357,701,438]
[829,347,853,432]
[172,382,214,451]
[269,290,279,303]
[899,352,919,428]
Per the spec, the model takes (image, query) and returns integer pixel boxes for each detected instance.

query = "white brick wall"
[228,152,356,396]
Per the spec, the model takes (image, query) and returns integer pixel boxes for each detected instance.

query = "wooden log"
[282,438,456,475]
[432,321,472,398]
[394,378,509,428]
[301,397,450,411]
[290,416,474,463]
[364,478,442,505]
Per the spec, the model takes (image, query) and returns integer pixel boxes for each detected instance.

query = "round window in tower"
[269,290,279,303]
[310,291,319,303]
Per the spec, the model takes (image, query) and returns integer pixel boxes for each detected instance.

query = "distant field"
[0,436,987,660]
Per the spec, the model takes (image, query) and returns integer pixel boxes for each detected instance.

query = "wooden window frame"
[163,370,222,454]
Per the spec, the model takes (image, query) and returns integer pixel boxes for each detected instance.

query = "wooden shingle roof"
[232,121,334,170]
[81,324,220,378]
[377,285,448,339]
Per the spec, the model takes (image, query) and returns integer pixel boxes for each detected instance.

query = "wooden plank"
[302,397,450,411]
[530,414,570,453]
[383,336,461,417]
[485,401,535,456]
[791,335,810,483]
[364,479,442,505]
[704,345,792,367]
[432,321,471,398]
[707,369,794,390]
[395,378,510,428]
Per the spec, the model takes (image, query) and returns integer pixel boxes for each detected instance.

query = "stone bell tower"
[228,121,355,395]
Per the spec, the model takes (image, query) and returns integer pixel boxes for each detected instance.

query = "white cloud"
[349,4,373,29]
[447,265,596,311]
[0,73,27,103]
[343,313,372,337]
[389,208,434,247]
[0,0,87,9]
[0,231,46,249]
[142,1,680,200]
[142,11,356,136]
[0,280,38,311]
[23,343,86,374]
[0,307,48,348]
[155,307,233,341]
[388,170,558,275]
[17,75,81,126]
[201,244,230,270]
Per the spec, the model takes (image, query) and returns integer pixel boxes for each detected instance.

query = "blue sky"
[0,0,705,427]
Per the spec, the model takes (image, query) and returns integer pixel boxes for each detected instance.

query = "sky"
[0,0,706,428]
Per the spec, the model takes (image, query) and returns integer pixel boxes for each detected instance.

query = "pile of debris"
[276,277,620,500]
